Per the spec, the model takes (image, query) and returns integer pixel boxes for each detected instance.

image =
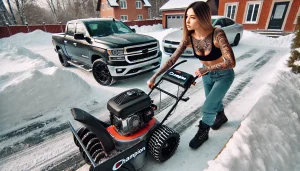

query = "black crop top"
[190,28,222,61]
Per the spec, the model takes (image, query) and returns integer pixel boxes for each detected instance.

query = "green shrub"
[288,17,300,73]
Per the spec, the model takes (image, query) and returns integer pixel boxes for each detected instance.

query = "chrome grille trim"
[124,42,159,64]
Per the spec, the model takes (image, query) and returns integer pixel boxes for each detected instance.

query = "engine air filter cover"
[107,88,151,119]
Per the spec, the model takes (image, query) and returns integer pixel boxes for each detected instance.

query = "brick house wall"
[219,0,300,32]
[99,0,149,21]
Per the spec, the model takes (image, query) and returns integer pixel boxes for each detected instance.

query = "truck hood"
[93,33,156,47]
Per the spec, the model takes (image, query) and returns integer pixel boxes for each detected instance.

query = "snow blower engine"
[108,88,155,136]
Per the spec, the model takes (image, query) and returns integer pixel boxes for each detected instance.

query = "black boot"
[211,110,228,130]
[189,121,210,149]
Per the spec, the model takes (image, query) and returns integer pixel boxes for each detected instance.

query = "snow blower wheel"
[148,125,180,162]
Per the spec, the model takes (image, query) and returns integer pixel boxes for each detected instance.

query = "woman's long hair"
[183,1,213,40]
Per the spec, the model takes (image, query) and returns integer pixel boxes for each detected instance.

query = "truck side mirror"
[74,33,85,40]
[131,28,136,33]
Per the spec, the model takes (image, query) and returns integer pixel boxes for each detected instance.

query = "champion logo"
[112,147,146,170]
[169,72,186,80]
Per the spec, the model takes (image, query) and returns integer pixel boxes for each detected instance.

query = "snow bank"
[205,65,300,171]
[130,24,164,33]
[0,43,91,131]
[0,30,52,47]
[240,30,294,48]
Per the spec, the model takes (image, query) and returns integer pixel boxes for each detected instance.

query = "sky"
[0,23,299,171]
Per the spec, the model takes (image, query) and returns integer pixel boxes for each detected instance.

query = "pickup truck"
[52,18,162,86]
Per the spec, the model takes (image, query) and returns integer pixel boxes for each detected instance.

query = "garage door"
[166,15,184,28]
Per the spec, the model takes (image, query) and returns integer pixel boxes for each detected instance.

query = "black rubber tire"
[233,34,240,46]
[148,125,180,162]
[57,49,70,67]
[92,59,114,86]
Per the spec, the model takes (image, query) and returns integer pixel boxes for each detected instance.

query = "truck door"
[64,23,78,59]
[72,22,91,64]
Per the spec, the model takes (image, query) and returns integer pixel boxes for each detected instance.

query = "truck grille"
[124,42,159,63]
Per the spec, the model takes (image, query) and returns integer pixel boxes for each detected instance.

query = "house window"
[120,15,128,21]
[245,2,261,23]
[136,1,142,9]
[225,3,238,20]
[102,3,105,10]
[107,2,110,8]
[137,15,143,20]
[120,0,127,9]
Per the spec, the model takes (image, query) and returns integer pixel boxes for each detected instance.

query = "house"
[219,0,300,34]
[159,0,219,28]
[96,0,151,21]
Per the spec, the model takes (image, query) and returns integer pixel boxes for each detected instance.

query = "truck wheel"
[148,125,180,162]
[92,59,114,86]
[58,49,70,67]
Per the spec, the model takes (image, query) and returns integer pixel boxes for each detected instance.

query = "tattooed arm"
[206,28,236,72]
[148,37,191,82]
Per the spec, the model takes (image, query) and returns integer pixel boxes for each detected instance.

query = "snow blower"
[68,60,198,171]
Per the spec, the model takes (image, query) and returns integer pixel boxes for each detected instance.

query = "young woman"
[147,1,236,149]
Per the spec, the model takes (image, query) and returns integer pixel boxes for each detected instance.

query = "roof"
[97,0,151,10]
[160,0,207,11]
[108,0,119,7]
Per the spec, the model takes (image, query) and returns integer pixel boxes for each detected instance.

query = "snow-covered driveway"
[0,25,298,171]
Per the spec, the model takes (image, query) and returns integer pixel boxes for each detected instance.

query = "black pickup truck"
[52,18,162,86]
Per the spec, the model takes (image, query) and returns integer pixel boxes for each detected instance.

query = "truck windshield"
[84,20,133,37]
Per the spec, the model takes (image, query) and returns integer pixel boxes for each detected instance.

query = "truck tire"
[58,49,70,67]
[92,59,114,86]
[148,125,180,162]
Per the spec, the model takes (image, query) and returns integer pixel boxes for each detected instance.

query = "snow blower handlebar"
[148,60,199,126]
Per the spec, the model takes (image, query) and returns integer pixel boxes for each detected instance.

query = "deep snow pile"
[0,30,53,47]
[130,24,164,33]
[0,42,91,132]
[205,58,300,171]
[240,30,294,48]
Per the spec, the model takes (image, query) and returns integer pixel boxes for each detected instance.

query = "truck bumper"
[107,53,162,80]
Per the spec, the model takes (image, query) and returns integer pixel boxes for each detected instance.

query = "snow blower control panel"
[162,69,195,88]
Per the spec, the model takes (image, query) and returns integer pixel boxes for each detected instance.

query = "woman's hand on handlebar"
[195,68,209,77]
[147,78,156,89]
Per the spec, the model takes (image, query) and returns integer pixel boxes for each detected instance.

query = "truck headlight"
[107,48,124,56]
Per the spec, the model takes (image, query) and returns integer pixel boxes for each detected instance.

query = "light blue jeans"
[201,68,235,126]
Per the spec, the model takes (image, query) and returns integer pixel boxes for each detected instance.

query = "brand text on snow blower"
[112,147,146,170]
[169,72,186,80]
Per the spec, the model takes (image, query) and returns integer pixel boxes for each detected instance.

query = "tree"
[0,0,14,25]
[14,0,29,25]
[45,0,58,23]
[287,16,300,73]
[6,0,16,24]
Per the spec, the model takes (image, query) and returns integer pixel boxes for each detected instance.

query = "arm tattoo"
[206,28,236,72]
[149,37,190,81]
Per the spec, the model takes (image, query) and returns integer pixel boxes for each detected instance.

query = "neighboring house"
[219,0,300,33]
[160,0,219,28]
[96,0,151,21]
